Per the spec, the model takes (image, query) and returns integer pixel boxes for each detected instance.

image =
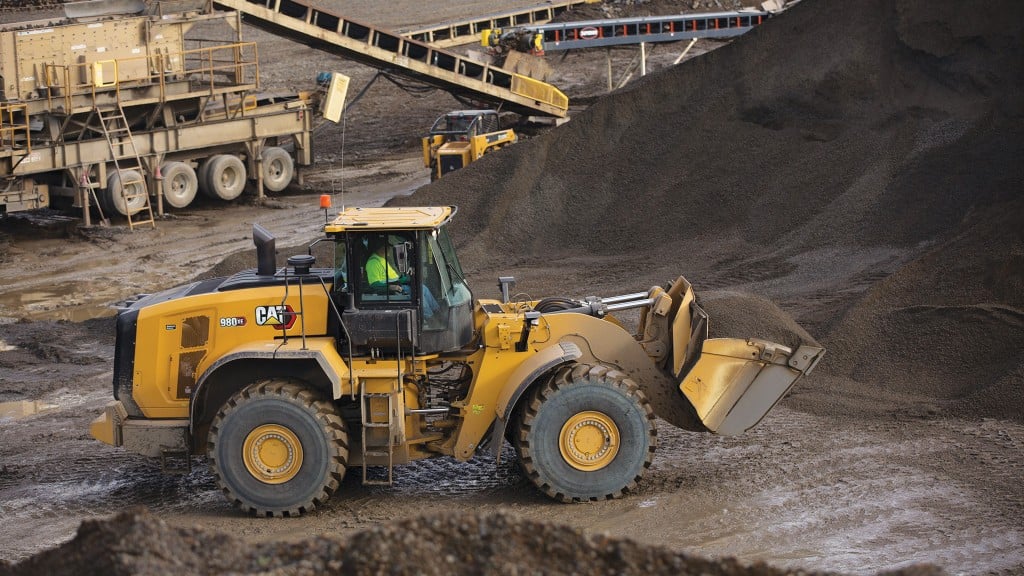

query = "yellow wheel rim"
[242,424,303,484]
[559,411,619,471]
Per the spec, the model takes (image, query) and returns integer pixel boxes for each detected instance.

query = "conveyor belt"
[213,0,568,117]
[403,0,591,48]
[503,11,770,52]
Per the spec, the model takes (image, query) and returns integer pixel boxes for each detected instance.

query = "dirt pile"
[0,508,346,576]
[396,0,1024,421]
[0,508,944,576]
[699,290,817,350]
[0,1,62,12]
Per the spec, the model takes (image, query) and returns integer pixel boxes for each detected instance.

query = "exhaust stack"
[253,224,276,276]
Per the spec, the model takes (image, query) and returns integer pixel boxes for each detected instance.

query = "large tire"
[197,157,213,195]
[514,363,656,502]
[208,379,348,517]
[260,146,294,193]
[160,161,198,209]
[104,169,147,216]
[200,154,246,200]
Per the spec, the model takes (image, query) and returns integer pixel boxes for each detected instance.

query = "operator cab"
[326,206,474,356]
[428,110,500,142]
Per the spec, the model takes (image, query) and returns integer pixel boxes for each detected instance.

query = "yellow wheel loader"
[90,206,824,516]
[422,111,517,180]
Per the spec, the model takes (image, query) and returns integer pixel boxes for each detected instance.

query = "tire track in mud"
[4,332,1022,573]
[634,408,1024,574]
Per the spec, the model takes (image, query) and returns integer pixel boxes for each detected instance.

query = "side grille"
[176,315,210,398]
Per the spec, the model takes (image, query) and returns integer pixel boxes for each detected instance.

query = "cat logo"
[254,304,296,330]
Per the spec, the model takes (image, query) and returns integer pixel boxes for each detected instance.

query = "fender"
[489,340,582,456]
[188,337,351,429]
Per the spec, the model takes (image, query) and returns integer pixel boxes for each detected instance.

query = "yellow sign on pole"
[321,72,350,124]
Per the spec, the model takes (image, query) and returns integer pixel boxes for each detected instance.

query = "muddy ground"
[2,0,1023,574]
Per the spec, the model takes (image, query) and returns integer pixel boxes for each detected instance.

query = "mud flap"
[679,339,825,435]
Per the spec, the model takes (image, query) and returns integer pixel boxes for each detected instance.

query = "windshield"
[419,226,472,332]
[435,225,465,283]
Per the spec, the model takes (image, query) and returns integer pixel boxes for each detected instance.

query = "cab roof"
[324,206,456,233]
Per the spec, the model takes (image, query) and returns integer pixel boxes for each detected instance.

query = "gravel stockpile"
[397,0,1024,421]
[0,508,944,576]
[1,0,1021,572]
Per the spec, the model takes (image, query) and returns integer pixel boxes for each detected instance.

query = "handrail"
[403,0,591,48]
[213,0,568,117]
[40,41,260,112]
[0,102,31,153]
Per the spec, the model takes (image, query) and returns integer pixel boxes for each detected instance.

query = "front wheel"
[514,363,656,502]
[208,379,348,516]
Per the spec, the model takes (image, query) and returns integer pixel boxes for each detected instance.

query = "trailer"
[0,0,318,227]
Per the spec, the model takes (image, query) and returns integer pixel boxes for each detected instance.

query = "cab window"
[357,232,414,306]
[332,237,348,292]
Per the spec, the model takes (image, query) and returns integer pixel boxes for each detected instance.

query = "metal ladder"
[96,105,154,230]
[359,380,400,485]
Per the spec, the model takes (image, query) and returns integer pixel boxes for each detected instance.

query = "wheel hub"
[243,424,303,484]
[559,411,619,471]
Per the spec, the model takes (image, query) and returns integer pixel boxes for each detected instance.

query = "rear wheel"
[160,162,198,209]
[260,146,294,192]
[514,363,656,502]
[208,379,348,516]
[200,154,246,200]
[197,157,213,195]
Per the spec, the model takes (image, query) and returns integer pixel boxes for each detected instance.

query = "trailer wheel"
[208,379,348,517]
[197,157,212,195]
[200,154,246,201]
[260,147,294,192]
[105,169,147,216]
[514,363,656,502]
[160,162,198,209]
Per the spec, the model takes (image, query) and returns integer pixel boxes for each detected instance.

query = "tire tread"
[514,363,656,503]
[208,378,347,517]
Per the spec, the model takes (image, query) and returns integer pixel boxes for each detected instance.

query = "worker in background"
[531,32,544,56]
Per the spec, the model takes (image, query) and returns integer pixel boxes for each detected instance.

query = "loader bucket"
[678,338,824,435]
[638,277,824,435]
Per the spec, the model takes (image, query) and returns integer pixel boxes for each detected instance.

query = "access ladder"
[360,378,402,486]
[96,105,155,230]
[212,0,568,117]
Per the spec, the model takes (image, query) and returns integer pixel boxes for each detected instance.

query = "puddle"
[0,400,59,419]
[0,282,119,322]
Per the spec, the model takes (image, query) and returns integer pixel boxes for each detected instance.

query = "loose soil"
[2,0,1023,574]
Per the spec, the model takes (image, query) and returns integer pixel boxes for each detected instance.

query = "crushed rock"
[0,508,947,576]
[394,0,1024,422]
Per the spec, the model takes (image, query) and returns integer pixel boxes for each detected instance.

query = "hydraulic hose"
[534,297,579,313]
